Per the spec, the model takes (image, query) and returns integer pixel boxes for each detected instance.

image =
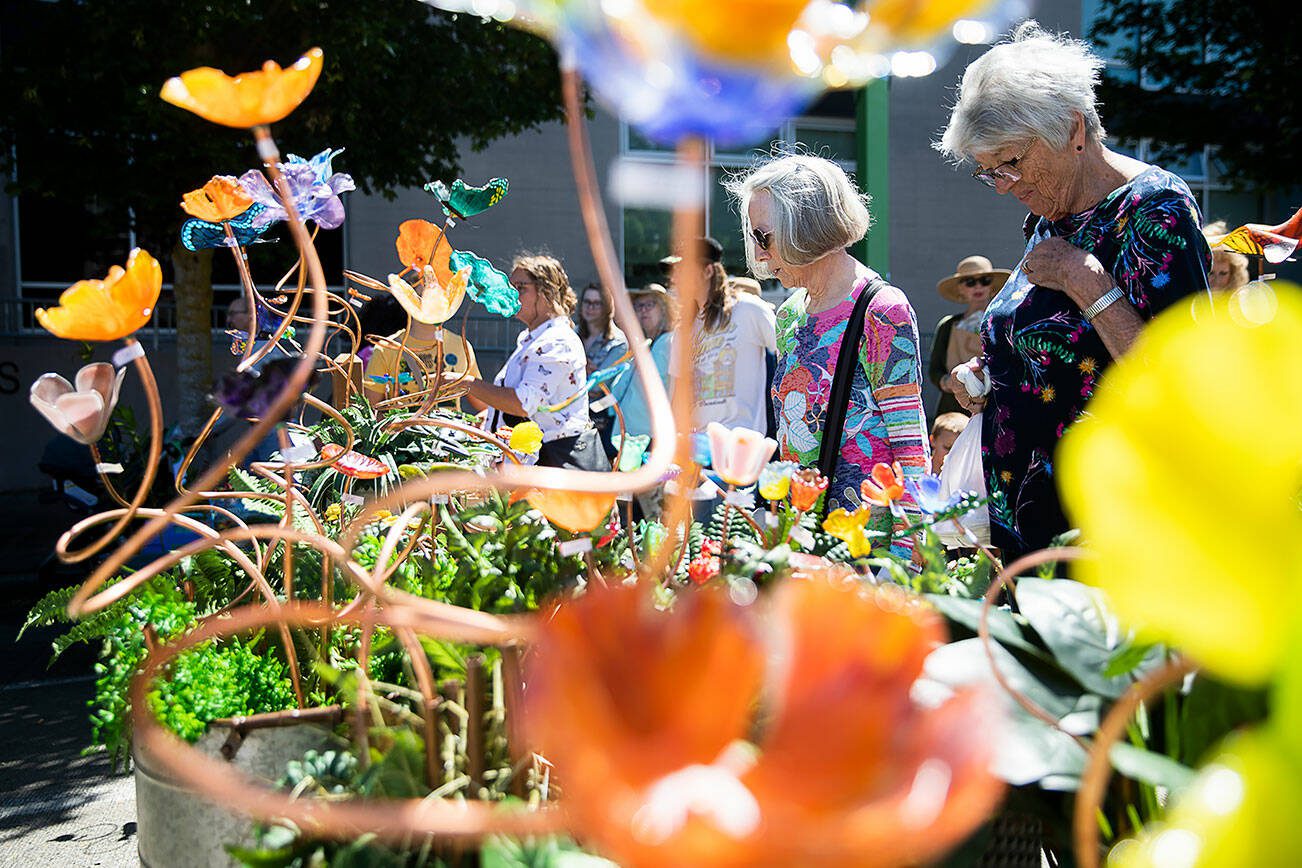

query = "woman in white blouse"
[459,254,608,469]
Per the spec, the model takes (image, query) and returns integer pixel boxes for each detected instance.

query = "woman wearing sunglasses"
[935,21,1211,558]
[728,154,929,558]
[929,256,1009,417]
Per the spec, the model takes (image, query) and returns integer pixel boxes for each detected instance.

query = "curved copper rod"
[57,340,163,564]
[238,224,316,372]
[979,546,1090,737]
[327,66,682,566]
[174,407,225,495]
[130,601,561,842]
[223,222,261,370]
[58,506,304,705]
[1072,657,1195,868]
[68,128,335,619]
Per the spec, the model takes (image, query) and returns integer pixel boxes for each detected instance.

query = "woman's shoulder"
[864,279,917,323]
[1122,165,1201,211]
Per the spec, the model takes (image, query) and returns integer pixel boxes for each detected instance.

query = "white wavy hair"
[936,20,1108,162]
[724,153,871,280]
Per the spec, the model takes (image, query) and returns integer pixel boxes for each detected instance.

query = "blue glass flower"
[905,475,964,515]
[239,155,355,230]
[287,148,346,185]
[564,24,818,148]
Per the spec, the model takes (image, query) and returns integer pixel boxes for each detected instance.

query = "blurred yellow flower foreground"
[1059,283,1302,686]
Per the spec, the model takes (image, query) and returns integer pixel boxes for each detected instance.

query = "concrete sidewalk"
[0,678,136,867]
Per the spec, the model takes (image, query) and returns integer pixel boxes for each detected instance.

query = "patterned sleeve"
[861,291,931,555]
[515,335,585,417]
[1113,185,1211,318]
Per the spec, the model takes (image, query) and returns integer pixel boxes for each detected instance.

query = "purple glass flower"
[211,357,317,418]
[239,149,355,230]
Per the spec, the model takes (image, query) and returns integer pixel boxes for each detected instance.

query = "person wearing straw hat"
[928,255,1009,417]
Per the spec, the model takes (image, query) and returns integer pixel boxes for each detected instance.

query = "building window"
[619,117,857,289]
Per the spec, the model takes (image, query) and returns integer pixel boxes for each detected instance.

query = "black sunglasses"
[750,227,773,252]
[961,276,994,288]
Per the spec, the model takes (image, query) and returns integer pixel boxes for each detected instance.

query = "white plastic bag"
[934,412,991,548]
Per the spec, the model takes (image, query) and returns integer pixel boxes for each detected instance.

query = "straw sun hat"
[936,255,1011,304]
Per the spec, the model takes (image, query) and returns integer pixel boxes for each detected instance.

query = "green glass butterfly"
[424,177,509,220]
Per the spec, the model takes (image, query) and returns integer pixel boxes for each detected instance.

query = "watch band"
[1082,286,1125,323]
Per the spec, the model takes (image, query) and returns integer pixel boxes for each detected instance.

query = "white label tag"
[590,393,616,412]
[723,488,754,508]
[558,538,593,557]
[341,493,364,506]
[764,511,780,528]
[279,444,314,463]
[112,342,145,367]
[615,492,632,502]
[255,137,279,161]
[94,462,124,475]
[790,526,815,549]
[430,493,450,505]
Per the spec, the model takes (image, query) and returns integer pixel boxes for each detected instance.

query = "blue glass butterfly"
[181,202,276,252]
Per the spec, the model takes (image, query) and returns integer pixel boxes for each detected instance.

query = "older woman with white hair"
[936,21,1211,557]
[728,155,929,554]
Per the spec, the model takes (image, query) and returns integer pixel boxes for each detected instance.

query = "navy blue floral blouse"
[980,167,1211,557]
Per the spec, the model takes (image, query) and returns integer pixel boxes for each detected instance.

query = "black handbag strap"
[818,274,885,514]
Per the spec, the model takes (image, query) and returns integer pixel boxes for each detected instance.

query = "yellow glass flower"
[180,176,253,223]
[823,507,874,558]
[160,48,323,128]
[1059,285,1302,685]
[387,266,469,325]
[36,249,162,342]
[508,421,544,455]
[640,0,810,66]
[1108,728,1302,867]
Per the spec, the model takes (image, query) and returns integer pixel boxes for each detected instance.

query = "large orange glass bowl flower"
[525,579,1003,867]
[180,175,253,223]
[36,249,163,342]
[160,48,323,128]
[639,0,810,66]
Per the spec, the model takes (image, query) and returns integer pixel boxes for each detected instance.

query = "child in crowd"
[930,412,969,475]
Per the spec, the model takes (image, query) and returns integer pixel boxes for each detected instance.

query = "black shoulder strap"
[818,275,885,513]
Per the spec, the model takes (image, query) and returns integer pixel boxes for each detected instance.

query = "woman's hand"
[946,357,988,414]
[1022,237,1113,306]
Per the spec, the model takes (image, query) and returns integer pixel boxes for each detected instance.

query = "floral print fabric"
[981,167,1210,556]
[491,316,591,441]
[772,274,930,549]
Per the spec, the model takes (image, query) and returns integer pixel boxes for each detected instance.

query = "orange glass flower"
[526,488,618,534]
[525,578,1003,868]
[36,249,162,342]
[861,461,906,507]
[395,219,444,271]
[789,468,829,511]
[180,175,253,223]
[160,48,324,128]
[319,443,389,480]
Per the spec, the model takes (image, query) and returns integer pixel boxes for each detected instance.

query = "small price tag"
[112,342,145,367]
[723,488,754,508]
[430,493,450,505]
[279,444,315,463]
[557,538,593,557]
[341,493,365,506]
[94,462,124,475]
[590,394,616,412]
[764,511,780,528]
[789,526,815,549]
[615,492,632,502]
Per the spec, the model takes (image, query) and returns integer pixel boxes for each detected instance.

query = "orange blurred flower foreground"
[36,249,163,342]
[180,175,253,223]
[525,577,1003,867]
[160,47,323,128]
[525,488,618,534]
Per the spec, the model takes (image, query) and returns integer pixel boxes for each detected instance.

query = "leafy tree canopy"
[1090,0,1302,192]
[0,0,563,265]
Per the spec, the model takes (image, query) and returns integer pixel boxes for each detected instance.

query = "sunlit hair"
[931,412,970,437]
[1202,221,1250,291]
[936,20,1107,162]
[512,253,577,317]
[726,154,872,280]
[576,283,619,342]
[699,261,736,332]
[637,284,677,339]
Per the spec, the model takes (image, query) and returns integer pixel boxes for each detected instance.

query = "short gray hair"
[936,20,1107,162]
[725,154,871,279]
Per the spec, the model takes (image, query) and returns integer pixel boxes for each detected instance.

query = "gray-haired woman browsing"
[935,21,1211,557]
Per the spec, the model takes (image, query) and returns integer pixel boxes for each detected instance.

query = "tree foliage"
[1089,0,1302,192]
[0,0,564,266]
